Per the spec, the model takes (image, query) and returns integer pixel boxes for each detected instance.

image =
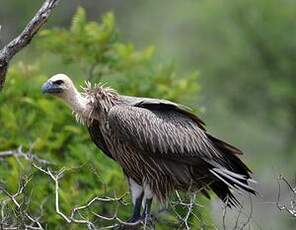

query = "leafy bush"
[0,8,209,229]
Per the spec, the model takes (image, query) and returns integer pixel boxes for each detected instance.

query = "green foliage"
[38,7,199,103]
[189,0,296,152]
[0,8,204,229]
[191,0,296,118]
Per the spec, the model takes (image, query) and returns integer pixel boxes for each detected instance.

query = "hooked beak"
[42,81,63,94]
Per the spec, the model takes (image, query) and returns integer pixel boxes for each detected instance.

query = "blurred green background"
[0,0,295,229]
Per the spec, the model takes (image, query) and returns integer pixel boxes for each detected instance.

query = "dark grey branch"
[0,0,62,90]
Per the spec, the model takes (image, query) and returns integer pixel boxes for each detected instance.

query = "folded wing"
[107,98,255,206]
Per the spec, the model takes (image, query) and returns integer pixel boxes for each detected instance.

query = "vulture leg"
[128,178,144,222]
[143,198,153,217]
[142,184,153,219]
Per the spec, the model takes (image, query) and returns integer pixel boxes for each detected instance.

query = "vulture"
[42,74,255,223]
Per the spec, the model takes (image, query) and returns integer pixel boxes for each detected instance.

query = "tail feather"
[216,168,248,181]
[209,181,240,207]
[211,168,256,194]
[203,134,256,206]
[210,169,237,190]
[207,134,252,175]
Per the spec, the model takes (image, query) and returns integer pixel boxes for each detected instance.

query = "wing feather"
[107,100,255,199]
[108,105,219,162]
[88,120,114,160]
[122,96,206,130]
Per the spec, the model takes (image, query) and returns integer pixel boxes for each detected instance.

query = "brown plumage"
[42,74,255,221]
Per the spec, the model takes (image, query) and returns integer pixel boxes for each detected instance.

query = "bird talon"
[141,214,155,227]
[114,217,142,230]
[126,216,142,223]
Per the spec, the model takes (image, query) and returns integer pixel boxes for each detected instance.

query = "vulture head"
[42,73,76,96]
[42,73,88,114]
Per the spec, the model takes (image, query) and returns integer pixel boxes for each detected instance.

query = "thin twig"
[239,195,253,230]
[276,175,296,217]
[222,198,228,230]
[0,175,45,229]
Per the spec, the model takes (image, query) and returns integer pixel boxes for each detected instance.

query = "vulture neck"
[66,83,121,125]
[65,89,88,115]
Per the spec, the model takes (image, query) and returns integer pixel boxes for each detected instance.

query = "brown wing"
[122,96,206,131]
[108,105,223,164]
[88,120,114,160]
[108,103,255,204]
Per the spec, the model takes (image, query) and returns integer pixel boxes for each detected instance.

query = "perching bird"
[42,74,255,223]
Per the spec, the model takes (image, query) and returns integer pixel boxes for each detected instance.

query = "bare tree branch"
[32,163,132,230]
[167,190,217,230]
[0,0,62,90]
[0,147,146,229]
[0,175,45,229]
[0,146,53,165]
[0,146,253,229]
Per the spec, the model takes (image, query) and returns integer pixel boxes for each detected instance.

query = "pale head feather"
[47,74,77,99]
[45,74,118,126]
[46,74,91,124]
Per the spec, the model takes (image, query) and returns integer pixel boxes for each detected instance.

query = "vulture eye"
[54,80,64,85]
